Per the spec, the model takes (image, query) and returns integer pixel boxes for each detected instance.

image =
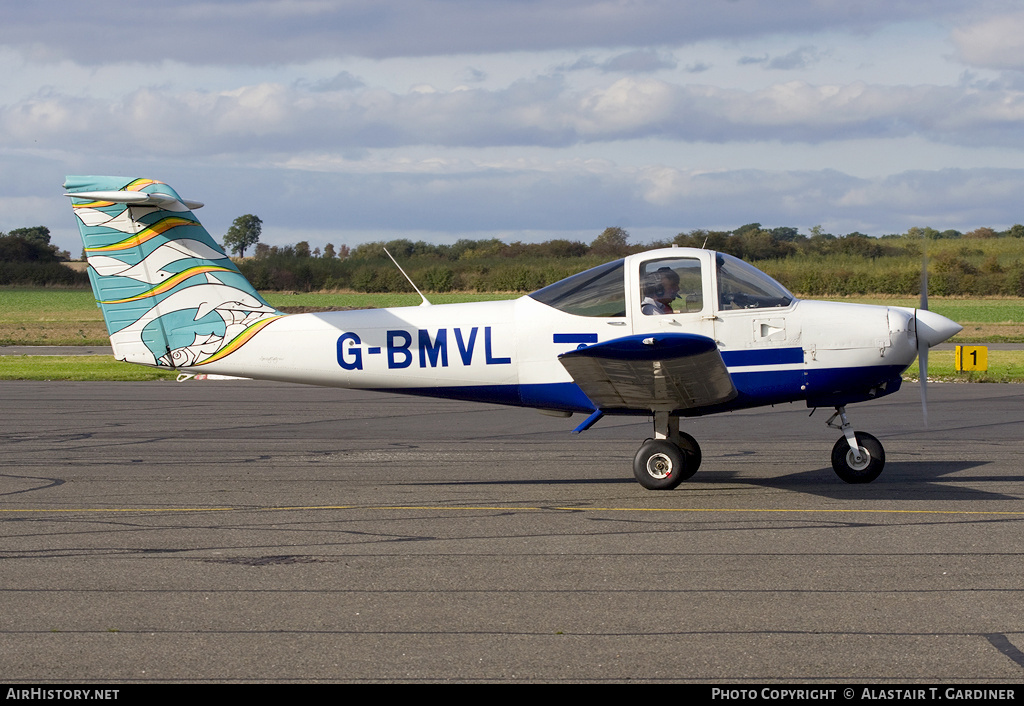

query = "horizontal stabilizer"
[558,333,736,412]
[64,190,204,211]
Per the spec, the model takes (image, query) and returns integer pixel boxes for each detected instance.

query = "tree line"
[4,218,1024,295]
[233,223,1024,296]
[0,227,86,286]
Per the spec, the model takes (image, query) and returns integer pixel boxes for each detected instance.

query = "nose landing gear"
[826,406,885,483]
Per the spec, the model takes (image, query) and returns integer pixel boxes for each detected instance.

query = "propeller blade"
[919,336,928,427]
[920,245,928,312]
[919,234,929,425]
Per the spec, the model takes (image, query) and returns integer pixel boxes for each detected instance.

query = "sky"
[4,1,1024,255]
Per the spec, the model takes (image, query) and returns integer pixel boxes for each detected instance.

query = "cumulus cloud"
[952,11,1024,71]
[6,74,1024,158]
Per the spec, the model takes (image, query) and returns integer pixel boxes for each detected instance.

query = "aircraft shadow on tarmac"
[408,459,1023,501]
[750,459,1024,501]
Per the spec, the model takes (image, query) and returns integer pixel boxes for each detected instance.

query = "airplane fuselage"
[181,250,923,417]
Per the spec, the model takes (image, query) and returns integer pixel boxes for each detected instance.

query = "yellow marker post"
[955,345,988,371]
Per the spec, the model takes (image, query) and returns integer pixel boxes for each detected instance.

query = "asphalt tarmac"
[1,380,1022,683]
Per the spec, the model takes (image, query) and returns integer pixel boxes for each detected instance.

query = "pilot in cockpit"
[640,267,680,315]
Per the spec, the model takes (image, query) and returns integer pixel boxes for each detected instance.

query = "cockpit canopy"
[528,250,794,317]
[528,258,627,317]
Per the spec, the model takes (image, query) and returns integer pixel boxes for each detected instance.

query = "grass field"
[0,355,178,381]
[0,289,108,345]
[902,349,1024,383]
[0,289,519,345]
[2,288,1021,345]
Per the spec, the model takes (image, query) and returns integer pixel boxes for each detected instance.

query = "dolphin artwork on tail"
[66,176,283,368]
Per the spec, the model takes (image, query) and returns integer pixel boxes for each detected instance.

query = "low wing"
[558,333,736,413]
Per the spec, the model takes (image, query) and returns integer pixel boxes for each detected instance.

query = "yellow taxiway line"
[1,505,1022,516]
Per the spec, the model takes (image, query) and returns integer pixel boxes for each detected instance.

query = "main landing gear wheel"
[830,431,885,484]
[633,439,695,490]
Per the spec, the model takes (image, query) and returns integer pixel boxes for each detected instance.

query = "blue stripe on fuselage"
[367,364,905,417]
[553,333,599,344]
[720,347,804,367]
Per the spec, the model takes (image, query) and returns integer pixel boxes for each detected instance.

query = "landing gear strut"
[632,412,701,490]
[826,406,885,483]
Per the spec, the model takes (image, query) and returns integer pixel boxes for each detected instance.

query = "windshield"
[528,259,626,317]
[716,253,795,310]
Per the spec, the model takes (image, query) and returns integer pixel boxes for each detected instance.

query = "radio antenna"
[383,247,432,306]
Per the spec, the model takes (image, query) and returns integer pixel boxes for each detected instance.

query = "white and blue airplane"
[66,176,962,490]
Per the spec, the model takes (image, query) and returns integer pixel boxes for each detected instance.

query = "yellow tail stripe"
[99,266,238,304]
[194,316,284,365]
[84,217,200,253]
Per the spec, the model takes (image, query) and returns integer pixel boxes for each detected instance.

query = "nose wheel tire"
[633,439,695,490]
[830,432,885,484]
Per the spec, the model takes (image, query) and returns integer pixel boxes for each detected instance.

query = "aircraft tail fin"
[65,176,283,368]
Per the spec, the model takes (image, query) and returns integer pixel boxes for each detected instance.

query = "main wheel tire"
[676,431,702,472]
[831,432,885,484]
[633,440,693,490]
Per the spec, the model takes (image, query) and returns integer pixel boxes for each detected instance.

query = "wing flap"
[558,333,736,412]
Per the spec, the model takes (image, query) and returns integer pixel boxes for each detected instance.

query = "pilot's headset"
[643,267,678,300]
